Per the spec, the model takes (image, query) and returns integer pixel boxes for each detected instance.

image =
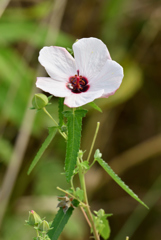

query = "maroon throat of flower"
[67,70,89,94]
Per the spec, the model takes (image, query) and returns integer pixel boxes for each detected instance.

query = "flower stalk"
[42,107,67,140]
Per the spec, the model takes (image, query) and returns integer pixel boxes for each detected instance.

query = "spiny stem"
[87,122,100,162]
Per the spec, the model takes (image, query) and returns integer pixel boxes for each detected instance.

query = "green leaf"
[63,109,88,182]
[48,200,79,240]
[58,98,64,127]
[100,218,111,239]
[79,161,90,171]
[93,209,111,239]
[88,102,102,112]
[75,187,84,202]
[27,127,57,174]
[96,157,148,209]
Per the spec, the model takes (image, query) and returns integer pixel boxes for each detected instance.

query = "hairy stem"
[43,107,67,140]
[77,158,100,240]
[87,122,100,162]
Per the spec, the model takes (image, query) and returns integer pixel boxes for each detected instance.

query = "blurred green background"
[0,0,161,239]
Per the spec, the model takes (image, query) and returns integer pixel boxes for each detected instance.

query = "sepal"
[25,210,42,227]
[32,93,48,110]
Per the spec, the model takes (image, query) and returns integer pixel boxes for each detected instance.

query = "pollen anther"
[67,73,89,94]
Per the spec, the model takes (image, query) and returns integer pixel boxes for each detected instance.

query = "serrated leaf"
[96,158,148,209]
[48,200,79,240]
[27,127,57,174]
[48,208,73,240]
[63,109,88,182]
[88,102,102,112]
[58,98,64,127]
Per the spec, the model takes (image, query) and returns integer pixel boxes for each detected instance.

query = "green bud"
[61,125,67,133]
[26,210,42,226]
[94,149,102,160]
[38,220,50,232]
[32,93,48,110]
[78,150,85,161]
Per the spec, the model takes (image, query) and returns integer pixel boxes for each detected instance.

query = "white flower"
[36,37,123,108]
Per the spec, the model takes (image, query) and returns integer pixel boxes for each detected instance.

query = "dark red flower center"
[67,71,89,94]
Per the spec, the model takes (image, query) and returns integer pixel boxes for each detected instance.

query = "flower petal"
[73,37,111,80]
[64,89,104,108]
[91,59,123,97]
[36,77,71,97]
[38,46,76,80]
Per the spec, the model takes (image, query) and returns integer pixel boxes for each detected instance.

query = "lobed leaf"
[27,127,57,174]
[63,109,88,182]
[96,157,148,209]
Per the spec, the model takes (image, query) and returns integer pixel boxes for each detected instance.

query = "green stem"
[70,176,75,194]
[77,158,100,240]
[36,229,39,239]
[43,107,58,126]
[87,122,100,162]
[89,159,96,169]
[43,107,67,140]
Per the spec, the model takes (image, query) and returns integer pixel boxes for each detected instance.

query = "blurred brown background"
[0,0,161,239]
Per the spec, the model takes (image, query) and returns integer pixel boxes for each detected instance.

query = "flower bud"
[61,125,67,133]
[26,210,42,226]
[38,220,50,232]
[32,93,48,110]
[94,149,102,160]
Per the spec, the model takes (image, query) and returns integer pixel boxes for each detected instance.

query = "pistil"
[67,71,89,94]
